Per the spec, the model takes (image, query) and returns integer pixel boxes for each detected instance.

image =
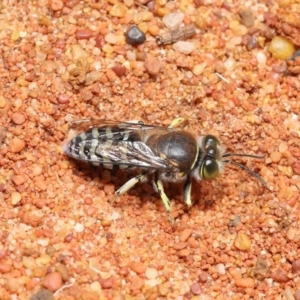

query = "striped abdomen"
[64,126,142,169]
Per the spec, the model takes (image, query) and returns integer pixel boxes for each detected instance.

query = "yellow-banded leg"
[168,117,188,129]
[183,174,194,208]
[153,172,175,223]
[112,172,146,202]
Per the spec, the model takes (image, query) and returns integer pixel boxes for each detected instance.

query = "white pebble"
[37,238,49,247]
[162,12,184,30]
[127,50,136,61]
[111,211,120,220]
[256,51,267,65]
[90,281,102,292]
[11,192,21,205]
[172,41,195,55]
[74,223,85,233]
[224,57,236,71]
[145,267,158,279]
[20,31,27,38]
[105,33,118,44]
[216,263,226,275]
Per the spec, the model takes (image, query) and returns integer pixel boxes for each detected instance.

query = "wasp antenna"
[223,153,265,159]
[223,160,268,189]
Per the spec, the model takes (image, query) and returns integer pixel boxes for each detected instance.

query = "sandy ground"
[0,0,300,299]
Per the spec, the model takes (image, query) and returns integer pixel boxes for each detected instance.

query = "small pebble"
[103,184,115,195]
[42,272,63,292]
[22,256,37,269]
[295,290,300,300]
[0,262,11,273]
[162,12,184,30]
[11,112,26,125]
[286,227,296,241]
[129,275,144,290]
[125,26,146,46]
[35,180,47,191]
[216,263,226,275]
[11,191,22,205]
[190,282,202,295]
[256,51,267,65]
[282,288,296,300]
[235,277,255,288]
[148,24,160,36]
[292,259,300,273]
[145,267,158,280]
[90,281,101,292]
[105,33,118,44]
[130,262,146,274]
[99,278,113,289]
[37,254,51,265]
[192,64,205,75]
[29,289,54,300]
[56,264,69,281]
[57,94,69,104]
[109,3,127,17]
[268,36,295,60]
[272,268,290,283]
[70,44,89,60]
[7,277,20,293]
[230,21,248,36]
[234,232,251,250]
[112,65,126,77]
[289,50,300,60]
[172,41,195,55]
[102,44,114,54]
[270,151,282,163]
[145,55,161,76]
[179,228,193,242]
[12,175,26,185]
[239,10,254,27]
[198,271,208,283]
[0,95,6,108]
[74,223,84,233]
[292,162,300,175]
[33,266,47,278]
[85,71,101,86]
[32,165,43,176]
[49,0,63,11]
[75,28,93,40]
[9,137,26,153]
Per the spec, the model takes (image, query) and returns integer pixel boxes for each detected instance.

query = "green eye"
[202,158,219,180]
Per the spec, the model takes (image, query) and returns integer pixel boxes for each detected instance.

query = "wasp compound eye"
[201,158,219,180]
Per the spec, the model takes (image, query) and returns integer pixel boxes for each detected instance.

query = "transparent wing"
[63,119,175,170]
[67,119,167,133]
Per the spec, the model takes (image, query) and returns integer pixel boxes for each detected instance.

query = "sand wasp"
[63,118,267,217]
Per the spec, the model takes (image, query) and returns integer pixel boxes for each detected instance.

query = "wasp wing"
[66,119,167,133]
[63,120,174,170]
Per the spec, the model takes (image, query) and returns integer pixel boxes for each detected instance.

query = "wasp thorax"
[200,135,222,180]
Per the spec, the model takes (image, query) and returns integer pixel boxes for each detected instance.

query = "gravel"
[0,0,299,299]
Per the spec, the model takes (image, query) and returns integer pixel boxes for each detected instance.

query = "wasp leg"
[183,175,194,208]
[168,117,186,128]
[112,173,146,202]
[153,174,175,223]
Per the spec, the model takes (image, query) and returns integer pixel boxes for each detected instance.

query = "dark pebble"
[125,26,146,46]
[30,289,53,300]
